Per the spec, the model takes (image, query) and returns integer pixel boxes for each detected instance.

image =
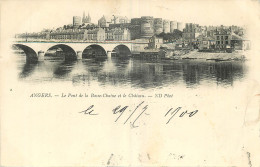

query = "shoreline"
[168,50,247,61]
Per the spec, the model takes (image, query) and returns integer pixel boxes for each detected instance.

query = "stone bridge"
[13,41,135,62]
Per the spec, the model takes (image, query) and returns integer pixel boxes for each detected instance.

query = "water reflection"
[180,61,246,87]
[16,55,247,89]
[53,61,77,78]
[19,62,38,78]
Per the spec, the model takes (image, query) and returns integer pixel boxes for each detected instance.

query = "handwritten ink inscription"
[79,101,198,128]
[164,107,198,124]
[112,101,149,128]
[79,105,98,115]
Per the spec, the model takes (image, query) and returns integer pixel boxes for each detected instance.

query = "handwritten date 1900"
[79,101,198,127]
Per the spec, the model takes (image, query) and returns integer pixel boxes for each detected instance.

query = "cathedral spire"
[82,11,86,22]
[86,12,91,23]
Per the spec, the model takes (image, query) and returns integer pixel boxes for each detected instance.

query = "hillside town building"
[15,13,248,52]
[148,35,163,49]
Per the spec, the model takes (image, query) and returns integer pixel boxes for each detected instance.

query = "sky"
[1,0,260,34]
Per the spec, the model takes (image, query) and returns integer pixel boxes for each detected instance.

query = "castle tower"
[140,16,154,38]
[154,18,163,35]
[163,20,170,33]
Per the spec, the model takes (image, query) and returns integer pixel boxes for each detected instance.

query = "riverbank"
[171,50,247,61]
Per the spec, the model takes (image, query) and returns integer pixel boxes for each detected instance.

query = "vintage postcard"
[1,0,260,166]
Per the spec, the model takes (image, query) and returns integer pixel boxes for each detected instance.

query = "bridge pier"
[38,50,45,61]
[77,51,82,60]
[107,51,112,58]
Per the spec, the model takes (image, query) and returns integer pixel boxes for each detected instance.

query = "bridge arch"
[112,44,131,57]
[13,44,38,62]
[82,44,107,58]
[44,44,77,61]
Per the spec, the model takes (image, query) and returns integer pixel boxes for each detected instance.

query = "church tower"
[82,11,91,23]
[82,11,86,23]
[86,12,91,23]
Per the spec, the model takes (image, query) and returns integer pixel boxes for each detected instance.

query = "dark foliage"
[157,30,183,42]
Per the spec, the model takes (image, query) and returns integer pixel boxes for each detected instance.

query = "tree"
[158,30,183,42]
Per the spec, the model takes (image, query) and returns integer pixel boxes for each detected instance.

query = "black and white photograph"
[1,0,260,166]
[12,3,251,89]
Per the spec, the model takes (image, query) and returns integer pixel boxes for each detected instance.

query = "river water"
[16,54,247,89]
